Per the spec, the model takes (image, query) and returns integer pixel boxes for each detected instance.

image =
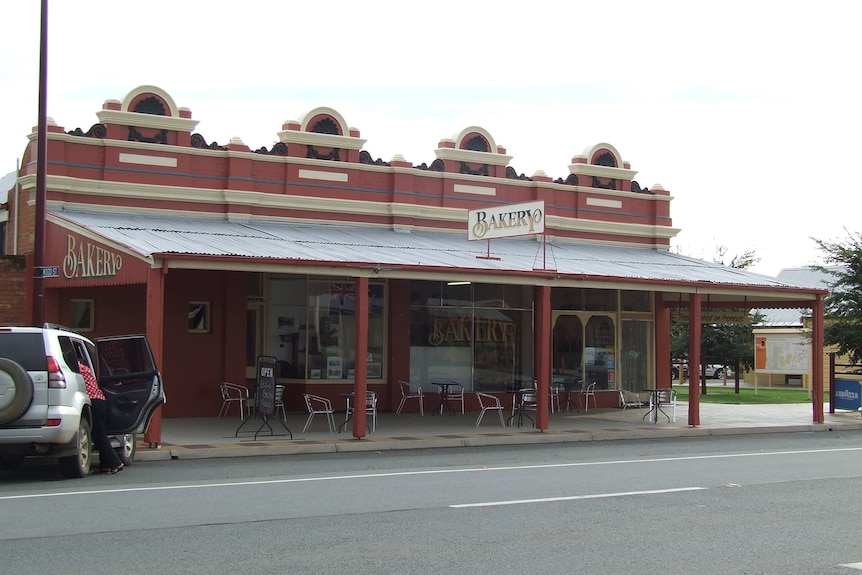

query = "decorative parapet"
[277,106,367,160]
[96,85,199,134]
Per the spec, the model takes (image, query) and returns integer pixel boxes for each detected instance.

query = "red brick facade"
[0,256,27,326]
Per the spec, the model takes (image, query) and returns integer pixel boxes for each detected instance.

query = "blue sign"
[834,378,862,411]
[34,266,59,278]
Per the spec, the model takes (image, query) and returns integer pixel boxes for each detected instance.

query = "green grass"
[672,385,828,405]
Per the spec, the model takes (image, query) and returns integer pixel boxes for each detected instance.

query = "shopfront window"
[409,281,533,392]
[552,314,583,390]
[552,313,616,391]
[621,319,652,392]
[551,289,654,393]
[269,276,385,380]
[585,316,616,390]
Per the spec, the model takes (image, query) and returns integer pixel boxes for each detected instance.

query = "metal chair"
[396,380,424,415]
[549,383,561,413]
[218,382,252,420]
[442,383,465,414]
[346,391,378,432]
[618,389,644,418]
[302,393,336,433]
[653,388,677,422]
[274,384,287,422]
[580,381,598,412]
[475,392,505,427]
[520,388,538,426]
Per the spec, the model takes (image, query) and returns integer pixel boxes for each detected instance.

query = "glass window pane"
[552,287,583,311]
[410,305,473,392]
[270,278,306,378]
[473,309,533,391]
[621,319,652,392]
[621,290,651,312]
[585,316,615,389]
[584,289,616,311]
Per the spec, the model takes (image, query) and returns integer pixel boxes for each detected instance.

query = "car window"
[99,337,155,376]
[0,332,46,370]
[58,336,80,373]
[69,339,95,373]
[83,340,98,379]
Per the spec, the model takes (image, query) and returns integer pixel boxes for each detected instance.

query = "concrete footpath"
[135,400,862,462]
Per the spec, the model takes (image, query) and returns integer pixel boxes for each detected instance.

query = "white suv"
[0,325,165,478]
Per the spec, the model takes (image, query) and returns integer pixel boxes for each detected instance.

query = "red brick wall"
[0,256,28,326]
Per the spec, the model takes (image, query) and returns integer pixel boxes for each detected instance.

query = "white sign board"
[671,309,751,324]
[467,200,544,241]
[755,333,809,374]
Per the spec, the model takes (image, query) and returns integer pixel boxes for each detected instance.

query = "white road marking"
[840,563,862,570]
[2,446,859,501]
[450,486,707,508]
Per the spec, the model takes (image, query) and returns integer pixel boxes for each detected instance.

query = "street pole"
[33,0,48,326]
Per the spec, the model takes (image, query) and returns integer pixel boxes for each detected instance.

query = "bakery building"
[1,85,827,443]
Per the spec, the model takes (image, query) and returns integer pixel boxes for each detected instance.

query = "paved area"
[135,399,862,462]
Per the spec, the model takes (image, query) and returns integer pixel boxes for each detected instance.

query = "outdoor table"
[432,381,460,415]
[506,388,535,428]
[338,392,378,433]
[338,392,354,432]
[642,388,671,423]
[559,379,583,412]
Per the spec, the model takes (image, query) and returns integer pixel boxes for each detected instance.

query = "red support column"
[144,265,165,446]
[811,295,825,423]
[534,285,551,431]
[654,294,671,388]
[687,294,702,427]
[352,277,369,438]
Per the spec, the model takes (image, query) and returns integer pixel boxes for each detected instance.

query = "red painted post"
[352,277,369,438]
[534,285,551,430]
[144,266,165,446]
[812,295,825,423]
[687,294,701,427]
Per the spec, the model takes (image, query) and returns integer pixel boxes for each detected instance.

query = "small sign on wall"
[327,356,342,379]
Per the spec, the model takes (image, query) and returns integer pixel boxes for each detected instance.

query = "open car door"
[95,335,166,435]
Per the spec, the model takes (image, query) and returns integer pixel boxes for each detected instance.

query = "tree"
[671,246,761,393]
[813,230,862,362]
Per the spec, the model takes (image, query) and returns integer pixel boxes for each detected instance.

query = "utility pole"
[33,0,48,326]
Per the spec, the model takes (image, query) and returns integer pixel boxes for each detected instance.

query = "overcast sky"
[2,1,859,276]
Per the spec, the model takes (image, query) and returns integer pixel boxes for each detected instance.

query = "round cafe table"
[431,381,460,415]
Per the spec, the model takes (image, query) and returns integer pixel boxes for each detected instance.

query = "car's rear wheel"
[115,433,136,466]
[58,418,92,479]
[713,368,725,379]
[0,358,34,425]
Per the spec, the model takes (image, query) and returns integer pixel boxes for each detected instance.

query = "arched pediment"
[453,126,499,154]
[583,142,623,168]
[297,107,349,136]
[121,85,180,117]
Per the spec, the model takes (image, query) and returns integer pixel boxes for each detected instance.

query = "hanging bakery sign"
[467,200,544,241]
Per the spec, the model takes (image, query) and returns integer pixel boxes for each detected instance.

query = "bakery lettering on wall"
[62,235,123,280]
[429,317,517,346]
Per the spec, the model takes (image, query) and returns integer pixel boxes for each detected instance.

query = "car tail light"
[46,418,61,427]
[47,356,67,389]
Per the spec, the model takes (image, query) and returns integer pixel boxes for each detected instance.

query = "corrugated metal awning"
[49,209,824,303]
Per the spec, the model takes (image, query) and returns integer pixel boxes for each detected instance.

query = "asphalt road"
[2,431,862,575]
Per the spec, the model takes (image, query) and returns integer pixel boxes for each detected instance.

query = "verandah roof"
[50,208,823,304]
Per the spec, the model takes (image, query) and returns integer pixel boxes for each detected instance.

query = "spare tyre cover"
[0,358,34,425]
